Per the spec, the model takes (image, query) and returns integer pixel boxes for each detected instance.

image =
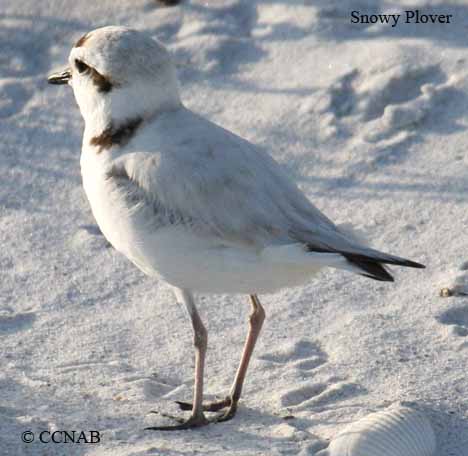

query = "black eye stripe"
[75,59,90,73]
[73,59,113,92]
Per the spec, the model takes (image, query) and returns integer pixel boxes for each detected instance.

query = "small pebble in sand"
[440,287,453,297]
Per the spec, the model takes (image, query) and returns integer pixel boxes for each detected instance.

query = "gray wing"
[106,124,424,280]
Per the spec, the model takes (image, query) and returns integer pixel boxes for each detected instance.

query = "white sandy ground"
[1,0,468,454]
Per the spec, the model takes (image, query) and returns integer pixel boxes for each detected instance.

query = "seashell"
[315,403,436,456]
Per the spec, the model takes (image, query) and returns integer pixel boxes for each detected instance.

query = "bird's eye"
[75,59,90,74]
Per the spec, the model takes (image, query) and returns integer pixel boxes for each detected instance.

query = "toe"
[146,413,209,431]
[175,397,231,412]
[214,404,238,422]
[174,400,192,411]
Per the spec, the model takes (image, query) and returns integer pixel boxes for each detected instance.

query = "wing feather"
[105,111,424,274]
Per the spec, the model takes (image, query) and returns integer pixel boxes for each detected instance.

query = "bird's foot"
[175,397,239,422]
[212,402,238,422]
[146,397,238,430]
[175,396,231,412]
[145,412,209,431]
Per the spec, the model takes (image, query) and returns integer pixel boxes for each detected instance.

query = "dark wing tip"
[343,252,426,282]
[399,259,425,269]
[360,272,395,282]
[343,253,395,282]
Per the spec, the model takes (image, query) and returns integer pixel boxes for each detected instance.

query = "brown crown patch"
[75,32,91,48]
[90,117,143,153]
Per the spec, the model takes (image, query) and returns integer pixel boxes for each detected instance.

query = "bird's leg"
[146,288,209,431]
[176,294,265,421]
[216,294,265,421]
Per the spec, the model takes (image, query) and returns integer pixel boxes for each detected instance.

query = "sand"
[1,1,468,454]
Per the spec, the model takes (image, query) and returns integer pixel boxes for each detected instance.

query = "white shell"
[316,404,436,456]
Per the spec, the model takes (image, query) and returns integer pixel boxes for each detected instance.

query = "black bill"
[48,68,72,85]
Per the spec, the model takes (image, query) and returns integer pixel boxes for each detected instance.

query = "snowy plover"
[49,26,424,430]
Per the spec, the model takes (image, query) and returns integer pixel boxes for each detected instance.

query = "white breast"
[80,147,320,293]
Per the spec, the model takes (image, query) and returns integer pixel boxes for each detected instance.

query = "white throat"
[80,80,181,147]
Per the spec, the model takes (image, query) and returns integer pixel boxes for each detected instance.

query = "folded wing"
[107,114,424,281]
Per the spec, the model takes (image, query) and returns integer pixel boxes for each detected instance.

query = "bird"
[48,26,425,430]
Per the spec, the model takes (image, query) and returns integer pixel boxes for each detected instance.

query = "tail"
[263,243,425,282]
[341,252,425,282]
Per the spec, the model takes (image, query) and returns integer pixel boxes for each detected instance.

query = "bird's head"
[48,26,181,126]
